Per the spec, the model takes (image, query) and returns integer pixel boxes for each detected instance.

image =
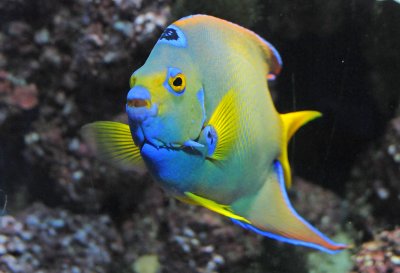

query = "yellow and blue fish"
[83,15,347,253]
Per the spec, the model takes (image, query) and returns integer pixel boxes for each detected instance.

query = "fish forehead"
[175,15,264,55]
[140,45,191,74]
[140,16,250,70]
[175,15,247,38]
[172,16,270,96]
[174,15,283,79]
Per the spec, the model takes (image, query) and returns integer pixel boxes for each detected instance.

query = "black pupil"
[173,77,182,87]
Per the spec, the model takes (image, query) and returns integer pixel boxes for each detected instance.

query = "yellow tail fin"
[279,111,322,188]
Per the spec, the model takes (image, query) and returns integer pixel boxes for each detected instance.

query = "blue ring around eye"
[163,67,186,96]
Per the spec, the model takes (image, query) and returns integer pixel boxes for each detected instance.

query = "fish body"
[132,16,281,199]
[83,15,347,253]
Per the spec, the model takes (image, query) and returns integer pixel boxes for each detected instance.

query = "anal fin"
[232,160,347,253]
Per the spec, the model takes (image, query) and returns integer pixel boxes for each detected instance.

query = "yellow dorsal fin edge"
[207,89,240,161]
[279,111,322,188]
[184,192,251,224]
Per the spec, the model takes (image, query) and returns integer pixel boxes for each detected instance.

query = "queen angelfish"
[82,15,347,253]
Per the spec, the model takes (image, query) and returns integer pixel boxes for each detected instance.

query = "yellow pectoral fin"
[206,89,240,161]
[279,111,322,188]
[81,121,146,174]
[184,192,251,224]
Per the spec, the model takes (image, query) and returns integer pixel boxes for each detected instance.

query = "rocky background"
[1,0,400,272]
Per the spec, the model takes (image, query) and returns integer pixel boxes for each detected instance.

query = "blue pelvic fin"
[231,160,347,254]
[81,121,147,174]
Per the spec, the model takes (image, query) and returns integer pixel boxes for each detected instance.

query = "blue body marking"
[157,25,187,48]
[183,139,204,148]
[202,126,217,157]
[196,89,206,126]
[231,160,346,254]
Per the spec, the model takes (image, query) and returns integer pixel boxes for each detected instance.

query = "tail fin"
[232,160,347,254]
[279,111,322,188]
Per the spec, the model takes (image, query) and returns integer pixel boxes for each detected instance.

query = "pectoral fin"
[204,89,240,161]
[81,121,146,174]
[232,160,347,253]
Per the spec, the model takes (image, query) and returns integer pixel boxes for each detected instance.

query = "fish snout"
[126,86,158,122]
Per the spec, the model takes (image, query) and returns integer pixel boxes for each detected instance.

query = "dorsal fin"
[279,111,322,188]
[255,35,282,78]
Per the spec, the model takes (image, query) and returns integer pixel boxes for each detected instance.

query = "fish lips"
[126,99,160,145]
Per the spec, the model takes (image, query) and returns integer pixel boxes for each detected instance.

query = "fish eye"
[173,77,183,87]
[168,73,186,93]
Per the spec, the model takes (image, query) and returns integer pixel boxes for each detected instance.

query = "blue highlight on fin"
[231,218,342,254]
[257,36,283,67]
[255,34,283,78]
[230,160,346,254]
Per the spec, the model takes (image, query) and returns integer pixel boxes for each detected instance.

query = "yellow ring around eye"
[168,73,186,93]
[129,76,136,88]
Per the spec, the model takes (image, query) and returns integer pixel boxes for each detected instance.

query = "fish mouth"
[127,98,151,108]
